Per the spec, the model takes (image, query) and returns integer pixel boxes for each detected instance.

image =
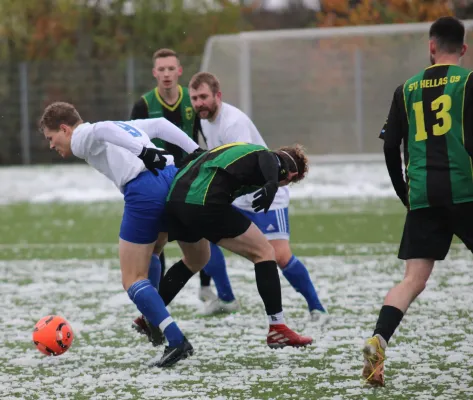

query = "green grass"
[0,199,406,260]
[1,197,473,399]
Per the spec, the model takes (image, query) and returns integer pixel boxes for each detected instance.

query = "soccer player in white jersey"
[188,72,327,320]
[39,102,199,368]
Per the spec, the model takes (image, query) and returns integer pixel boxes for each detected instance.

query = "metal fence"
[6,22,473,165]
[0,56,201,165]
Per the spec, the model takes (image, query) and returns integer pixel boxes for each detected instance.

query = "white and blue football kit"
[71,118,198,244]
[70,116,199,359]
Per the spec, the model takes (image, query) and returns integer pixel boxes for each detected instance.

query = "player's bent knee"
[179,241,210,273]
[252,241,275,264]
[182,257,208,273]
[271,241,293,267]
[275,252,292,268]
[182,249,210,272]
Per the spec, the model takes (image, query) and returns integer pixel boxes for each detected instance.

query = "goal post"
[201,21,473,157]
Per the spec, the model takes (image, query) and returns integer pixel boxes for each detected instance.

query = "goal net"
[201,21,473,156]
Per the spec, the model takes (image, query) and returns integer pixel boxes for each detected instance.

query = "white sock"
[374,334,388,349]
[268,311,285,325]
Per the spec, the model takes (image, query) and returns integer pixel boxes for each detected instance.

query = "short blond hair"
[39,102,82,132]
[189,72,220,95]
[152,48,179,65]
[276,144,309,183]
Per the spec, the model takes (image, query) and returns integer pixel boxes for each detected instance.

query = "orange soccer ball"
[32,315,74,356]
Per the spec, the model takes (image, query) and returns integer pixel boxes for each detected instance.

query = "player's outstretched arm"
[93,121,146,155]
[92,121,167,175]
[129,118,199,154]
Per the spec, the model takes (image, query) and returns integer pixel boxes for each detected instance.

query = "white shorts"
[236,207,289,240]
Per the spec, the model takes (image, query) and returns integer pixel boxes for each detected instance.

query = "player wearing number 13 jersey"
[364,17,473,387]
[380,56,473,210]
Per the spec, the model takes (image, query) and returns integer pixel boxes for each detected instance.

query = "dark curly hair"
[275,144,309,183]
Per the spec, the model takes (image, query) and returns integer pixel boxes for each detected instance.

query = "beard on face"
[197,101,218,120]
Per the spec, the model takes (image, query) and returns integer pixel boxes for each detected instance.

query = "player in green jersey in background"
[364,16,473,386]
[131,48,199,165]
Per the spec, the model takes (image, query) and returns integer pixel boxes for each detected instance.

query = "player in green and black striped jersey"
[168,142,271,206]
[364,16,473,387]
[380,62,473,210]
[158,142,314,348]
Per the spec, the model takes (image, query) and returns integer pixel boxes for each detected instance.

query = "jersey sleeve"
[257,150,279,183]
[92,121,145,156]
[383,84,408,206]
[384,85,406,149]
[130,97,149,120]
[127,118,199,154]
[379,83,406,140]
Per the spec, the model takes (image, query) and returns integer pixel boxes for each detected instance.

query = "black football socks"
[373,305,404,343]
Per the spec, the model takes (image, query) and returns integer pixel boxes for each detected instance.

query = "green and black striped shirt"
[383,64,473,210]
[166,142,278,206]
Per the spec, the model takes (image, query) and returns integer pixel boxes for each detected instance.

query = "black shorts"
[165,202,252,244]
[398,201,473,260]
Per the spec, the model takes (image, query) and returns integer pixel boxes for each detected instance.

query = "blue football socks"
[127,279,184,346]
[203,243,235,302]
[282,255,326,312]
[147,254,162,290]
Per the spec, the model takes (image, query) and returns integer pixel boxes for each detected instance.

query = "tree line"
[0,0,464,62]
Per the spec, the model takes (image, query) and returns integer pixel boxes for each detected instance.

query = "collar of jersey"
[425,63,458,70]
[155,85,183,112]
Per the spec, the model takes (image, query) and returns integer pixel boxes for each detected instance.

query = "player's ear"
[60,124,72,137]
[461,43,468,57]
[287,171,298,182]
[178,65,183,76]
[152,67,158,79]
[216,91,222,100]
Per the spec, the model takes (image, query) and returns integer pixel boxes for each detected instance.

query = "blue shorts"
[236,207,290,240]
[119,166,177,244]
